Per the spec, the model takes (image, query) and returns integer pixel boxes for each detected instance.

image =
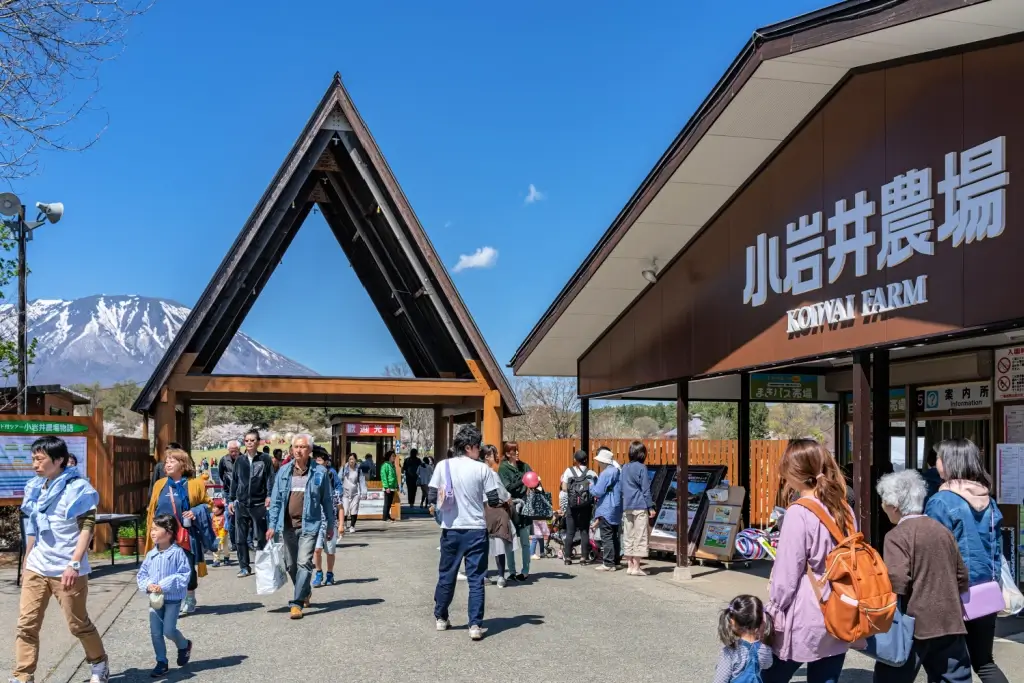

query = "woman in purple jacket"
[764,439,853,683]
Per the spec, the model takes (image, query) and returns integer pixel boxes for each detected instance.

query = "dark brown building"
[512,0,1024,574]
[0,384,91,416]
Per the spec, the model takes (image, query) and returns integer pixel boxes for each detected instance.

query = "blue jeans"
[762,653,846,683]
[530,537,545,555]
[149,601,188,664]
[506,525,531,575]
[434,528,488,626]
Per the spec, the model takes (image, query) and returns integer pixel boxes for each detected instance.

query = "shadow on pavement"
[335,543,369,549]
[837,669,874,682]
[525,571,574,581]
[195,601,262,616]
[449,614,545,637]
[328,577,379,585]
[111,655,248,682]
[268,597,384,615]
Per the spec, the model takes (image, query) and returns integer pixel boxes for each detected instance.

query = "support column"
[141,411,149,441]
[905,385,917,471]
[674,380,691,581]
[482,390,502,449]
[852,352,872,539]
[433,406,447,459]
[738,374,751,528]
[871,349,891,548]
[154,388,176,463]
[580,397,590,454]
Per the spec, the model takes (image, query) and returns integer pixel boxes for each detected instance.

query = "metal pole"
[17,217,27,415]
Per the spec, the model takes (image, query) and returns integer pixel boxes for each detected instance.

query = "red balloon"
[523,471,540,489]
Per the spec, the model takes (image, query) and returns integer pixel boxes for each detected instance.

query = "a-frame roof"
[133,73,521,416]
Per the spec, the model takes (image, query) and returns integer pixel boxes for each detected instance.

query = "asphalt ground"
[3,517,1023,682]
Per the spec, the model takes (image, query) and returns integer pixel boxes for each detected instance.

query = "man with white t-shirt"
[428,424,502,641]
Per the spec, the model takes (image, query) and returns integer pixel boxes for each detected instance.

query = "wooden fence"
[516,438,788,526]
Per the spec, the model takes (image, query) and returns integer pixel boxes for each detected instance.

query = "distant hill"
[0,295,316,386]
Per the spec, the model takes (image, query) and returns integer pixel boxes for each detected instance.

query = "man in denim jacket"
[266,434,336,619]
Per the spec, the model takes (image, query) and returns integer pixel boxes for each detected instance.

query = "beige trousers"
[13,570,107,681]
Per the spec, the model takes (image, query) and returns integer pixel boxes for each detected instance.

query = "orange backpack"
[791,498,897,643]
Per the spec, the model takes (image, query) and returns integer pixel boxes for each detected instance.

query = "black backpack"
[566,466,593,510]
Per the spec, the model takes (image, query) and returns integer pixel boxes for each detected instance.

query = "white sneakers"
[456,572,467,581]
[435,618,485,640]
[496,577,506,588]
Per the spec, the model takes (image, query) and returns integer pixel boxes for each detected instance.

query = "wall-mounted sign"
[742,136,1008,335]
[995,346,1024,401]
[843,388,907,417]
[0,434,88,499]
[0,420,88,434]
[750,374,818,401]
[918,382,991,411]
[344,423,399,437]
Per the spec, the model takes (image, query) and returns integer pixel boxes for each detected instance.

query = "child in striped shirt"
[137,514,193,677]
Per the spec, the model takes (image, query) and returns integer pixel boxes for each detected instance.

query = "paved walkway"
[3,519,1023,682]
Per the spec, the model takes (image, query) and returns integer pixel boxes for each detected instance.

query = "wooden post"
[482,390,502,450]
[154,388,176,462]
[674,380,691,581]
[580,397,590,454]
[852,351,872,538]
[433,406,447,459]
[141,411,149,441]
[905,384,917,471]
[871,349,891,548]
[738,373,751,528]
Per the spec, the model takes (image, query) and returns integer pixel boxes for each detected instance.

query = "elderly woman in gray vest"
[874,469,971,683]
[340,453,367,533]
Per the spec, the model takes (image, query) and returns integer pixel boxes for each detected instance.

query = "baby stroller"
[548,512,602,562]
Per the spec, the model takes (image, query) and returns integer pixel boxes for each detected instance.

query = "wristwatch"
[67,561,81,572]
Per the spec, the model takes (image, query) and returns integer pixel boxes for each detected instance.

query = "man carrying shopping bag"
[265,434,336,619]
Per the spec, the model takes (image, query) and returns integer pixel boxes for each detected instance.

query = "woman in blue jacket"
[925,438,1008,683]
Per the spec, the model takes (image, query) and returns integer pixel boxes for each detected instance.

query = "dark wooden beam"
[852,351,872,539]
[871,349,891,548]
[580,397,590,453]
[675,380,690,579]
[738,373,751,528]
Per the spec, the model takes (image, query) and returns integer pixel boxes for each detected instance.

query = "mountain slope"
[0,295,316,386]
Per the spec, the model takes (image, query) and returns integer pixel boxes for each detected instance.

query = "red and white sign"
[996,346,1024,401]
[344,423,399,437]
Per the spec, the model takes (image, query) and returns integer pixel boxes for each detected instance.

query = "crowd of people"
[9,425,1018,681]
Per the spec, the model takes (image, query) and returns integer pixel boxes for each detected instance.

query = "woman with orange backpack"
[763,439,857,683]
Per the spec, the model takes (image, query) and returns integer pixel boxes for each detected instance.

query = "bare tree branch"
[0,0,152,181]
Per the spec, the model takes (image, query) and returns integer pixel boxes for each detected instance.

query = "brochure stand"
[694,485,749,569]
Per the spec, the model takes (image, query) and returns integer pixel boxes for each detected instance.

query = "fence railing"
[515,438,787,526]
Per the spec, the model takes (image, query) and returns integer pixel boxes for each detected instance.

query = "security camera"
[35,202,63,224]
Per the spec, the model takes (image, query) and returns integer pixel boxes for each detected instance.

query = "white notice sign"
[1006,406,1024,443]
[997,443,1024,506]
[995,346,1024,401]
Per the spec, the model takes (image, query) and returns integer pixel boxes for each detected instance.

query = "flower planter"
[118,539,136,556]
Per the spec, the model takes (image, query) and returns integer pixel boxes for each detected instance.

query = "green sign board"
[0,420,88,435]
[750,374,818,401]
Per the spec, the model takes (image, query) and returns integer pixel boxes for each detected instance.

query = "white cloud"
[524,183,545,204]
[443,221,453,229]
[453,246,498,273]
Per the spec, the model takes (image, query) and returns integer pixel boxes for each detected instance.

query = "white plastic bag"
[1000,555,1024,616]
[255,541,286,596]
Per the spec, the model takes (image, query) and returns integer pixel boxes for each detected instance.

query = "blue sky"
[15,0,826,377]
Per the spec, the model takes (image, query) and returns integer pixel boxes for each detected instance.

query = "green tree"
[690,401,770,440]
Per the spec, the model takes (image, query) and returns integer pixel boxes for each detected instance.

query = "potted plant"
[117,524,137,557]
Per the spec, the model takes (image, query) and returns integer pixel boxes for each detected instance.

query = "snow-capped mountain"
[0,295,316,386]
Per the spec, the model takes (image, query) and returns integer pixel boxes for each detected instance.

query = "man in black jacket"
[219,440,241,552]
[229,430,274,577]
